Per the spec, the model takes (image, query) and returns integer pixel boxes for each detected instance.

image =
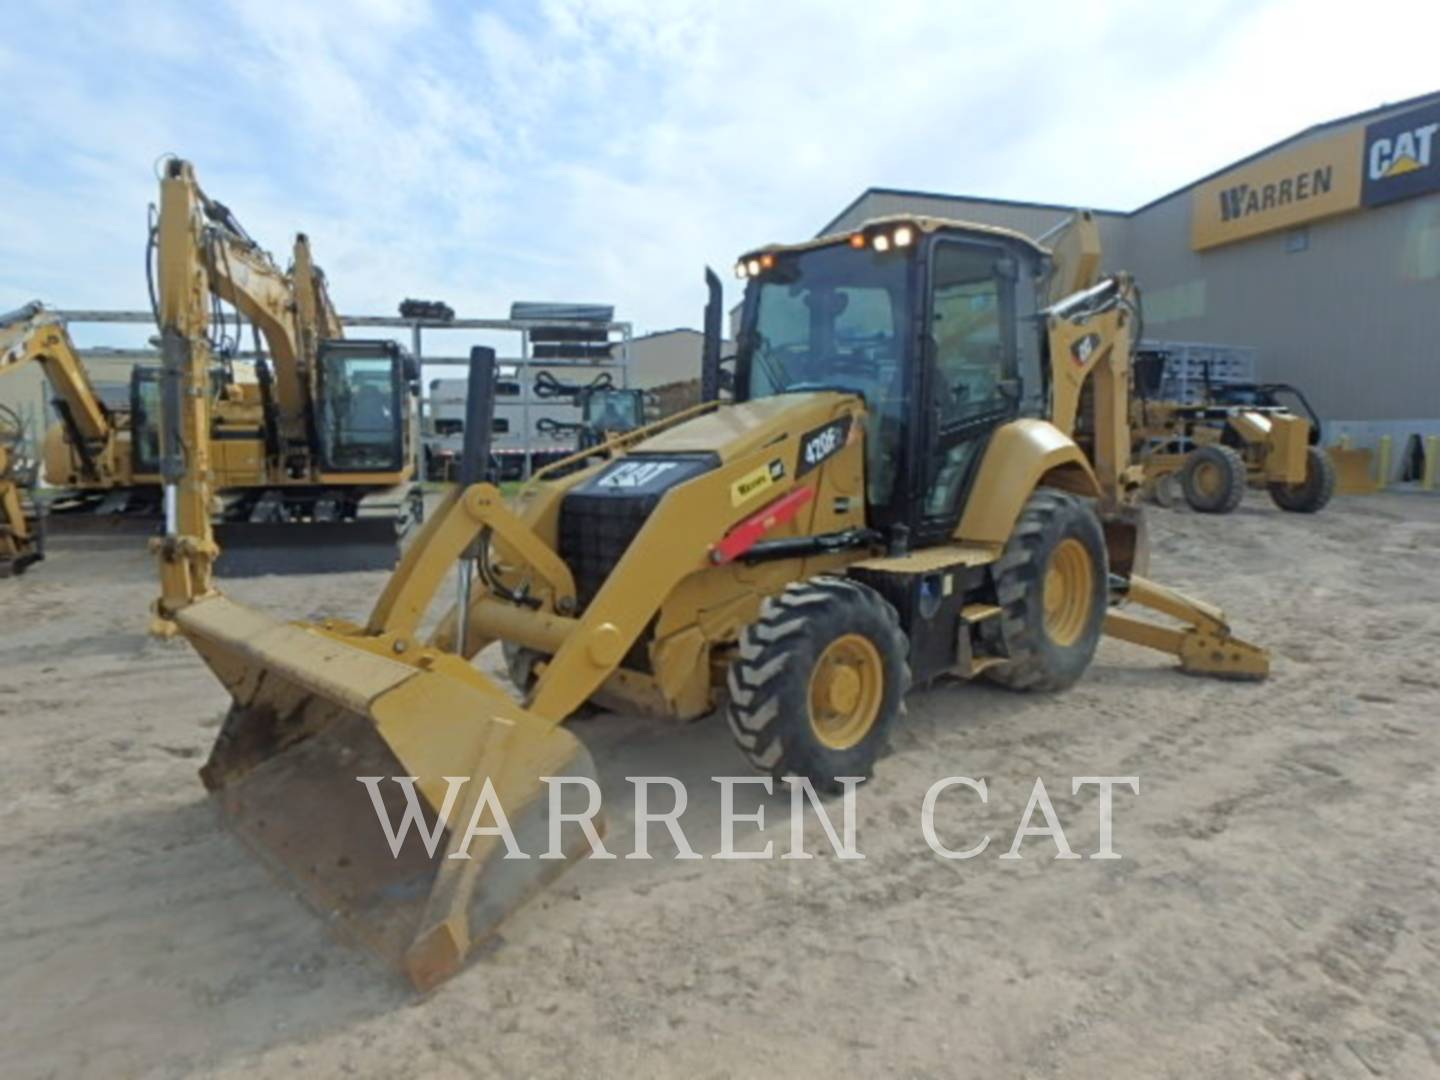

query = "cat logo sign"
[1363,101,1440,208]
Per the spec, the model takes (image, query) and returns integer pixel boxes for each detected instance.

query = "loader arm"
[0,303,114,479]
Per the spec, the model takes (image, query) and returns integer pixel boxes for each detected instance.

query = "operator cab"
[316,340,416,473]
[130,364,229,478]
[581,388,644,432]
[732,217,1049,544]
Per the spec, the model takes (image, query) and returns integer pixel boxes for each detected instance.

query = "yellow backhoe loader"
[152,188,1268,990]
[0,401,42,575]
[146,159,424,572]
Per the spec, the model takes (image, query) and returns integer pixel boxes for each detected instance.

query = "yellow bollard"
[1376,435,1392,490]
[1425,436,1439,491]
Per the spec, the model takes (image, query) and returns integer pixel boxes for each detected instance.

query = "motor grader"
[1132,351,1336,514]
[153,201,1268,990]
[146,159,424,572]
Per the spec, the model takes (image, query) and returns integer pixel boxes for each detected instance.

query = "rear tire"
[1269,446,1335,513]
[726,577,909,792]
[1181,445,1246,513]
[983,488,1108,693]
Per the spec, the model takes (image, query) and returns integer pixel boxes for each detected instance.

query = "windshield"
[319,350,402,471]
[738,242,910,504]
[130,370,161,475]
[583,389,643,431]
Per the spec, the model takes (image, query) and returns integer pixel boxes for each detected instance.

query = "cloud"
[1,0,1437,352]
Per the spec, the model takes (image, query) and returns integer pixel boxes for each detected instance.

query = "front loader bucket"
[174,596,600,991]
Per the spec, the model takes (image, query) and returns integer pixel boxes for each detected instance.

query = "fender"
[955,418,1101,545]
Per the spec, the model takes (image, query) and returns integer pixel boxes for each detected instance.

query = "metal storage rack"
[1138,340,1257,404]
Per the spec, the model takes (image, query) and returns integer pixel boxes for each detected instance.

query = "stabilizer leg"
[1104,574,1269,680]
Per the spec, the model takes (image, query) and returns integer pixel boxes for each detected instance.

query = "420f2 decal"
[796,415,853,477]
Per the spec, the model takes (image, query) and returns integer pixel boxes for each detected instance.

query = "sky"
[2,0,1438,358]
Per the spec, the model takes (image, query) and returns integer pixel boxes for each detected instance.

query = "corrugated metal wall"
[1126,180,1439,424]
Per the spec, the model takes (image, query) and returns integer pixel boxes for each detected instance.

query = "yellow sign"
[1191,127,1364,250]
[730,463,776,506]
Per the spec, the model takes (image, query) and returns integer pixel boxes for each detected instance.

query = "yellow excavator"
[0,302,160,515]
[0,400,42,575]
[149,160,423,576]
[145,160,424,572]
[153,188,1268,989]
[3,213,421,573]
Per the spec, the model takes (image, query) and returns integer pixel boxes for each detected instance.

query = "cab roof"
[740,214,1051,263]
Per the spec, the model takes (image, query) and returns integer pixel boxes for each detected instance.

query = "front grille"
[558,492,653,609]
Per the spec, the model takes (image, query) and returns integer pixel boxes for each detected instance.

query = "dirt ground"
[2,493,1438,1079]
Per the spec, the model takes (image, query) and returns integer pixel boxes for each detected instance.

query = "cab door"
[909,238,1034,544]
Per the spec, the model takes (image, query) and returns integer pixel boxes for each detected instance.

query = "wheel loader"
[1132,351,1335,514]
[152,198,1269,990]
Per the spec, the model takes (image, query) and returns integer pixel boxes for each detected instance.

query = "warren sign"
[1192,99,1440,251]
[1191,128,1363,250]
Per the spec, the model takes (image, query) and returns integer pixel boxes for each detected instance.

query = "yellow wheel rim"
[808,633,884,750]
[1043,538,1094,647]
[1193,461,1222,497]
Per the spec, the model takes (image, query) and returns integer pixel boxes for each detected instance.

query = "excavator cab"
[316,339,415,473]
[128,366,163,477]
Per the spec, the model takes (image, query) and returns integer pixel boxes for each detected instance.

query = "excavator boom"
[1,303,115,479]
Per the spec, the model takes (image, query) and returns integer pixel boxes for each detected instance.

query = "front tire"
[1181,445,1247,513]
[1269,446,1335,513]
[983,488,1108,692]
[726,577,909,791]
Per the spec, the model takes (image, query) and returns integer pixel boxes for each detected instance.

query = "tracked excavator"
[153,194,1269,990]
[147,159,424,572]
[0,302,163,517]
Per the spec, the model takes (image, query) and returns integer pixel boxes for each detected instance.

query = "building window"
[1285,227,1309,254]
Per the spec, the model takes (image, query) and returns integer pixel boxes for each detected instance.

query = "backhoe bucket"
[174,595,600,991]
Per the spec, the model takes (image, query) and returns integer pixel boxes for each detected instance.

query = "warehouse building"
[822,91,1440,469]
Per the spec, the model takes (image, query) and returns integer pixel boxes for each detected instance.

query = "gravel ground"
[1,492,1437,1079]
